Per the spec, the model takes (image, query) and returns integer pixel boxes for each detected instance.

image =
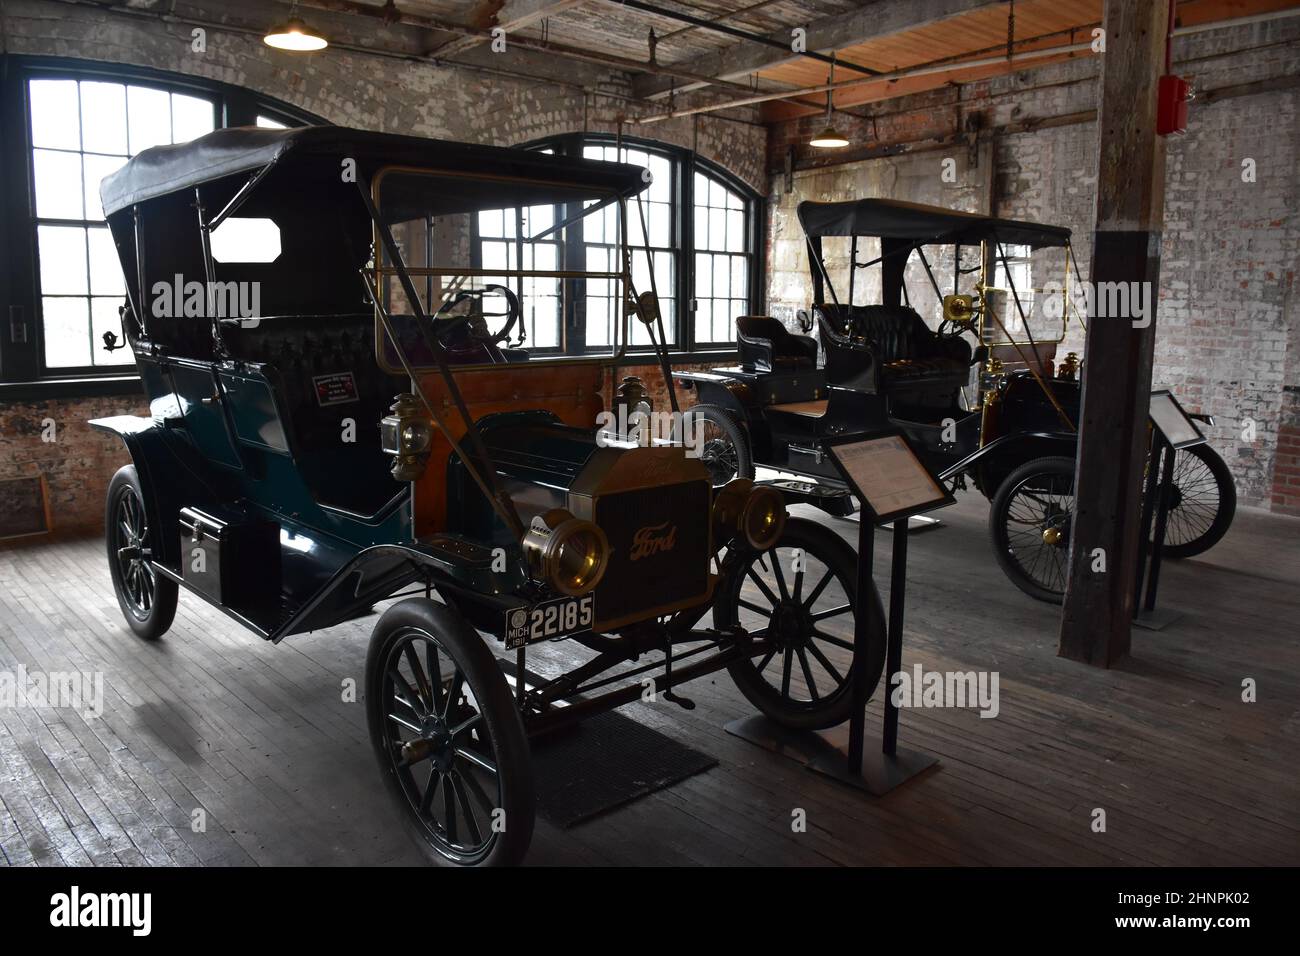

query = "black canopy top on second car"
[797,198,1071,249]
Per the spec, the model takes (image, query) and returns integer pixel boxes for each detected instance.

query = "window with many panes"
[477,205,563,350]
[582,144,675,348]
[29,78,216,368]
[693,169,752,346]
[0,59,321,386]
[487,134,759,356]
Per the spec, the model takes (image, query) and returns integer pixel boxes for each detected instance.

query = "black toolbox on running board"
[178,506,280,611]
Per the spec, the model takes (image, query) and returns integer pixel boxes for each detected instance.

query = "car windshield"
[816,235,1075,347]
[372,166,642,369]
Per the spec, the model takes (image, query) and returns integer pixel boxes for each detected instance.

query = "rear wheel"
[366,599,533,867]
[680,404,754,487]
[714,517,885,730]
[105,465,178,640]
[1160,444,1236,559]
[989,456,1075,604]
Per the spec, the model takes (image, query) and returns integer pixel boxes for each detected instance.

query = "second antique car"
[91,126,884,866]
[676,198,1236,602]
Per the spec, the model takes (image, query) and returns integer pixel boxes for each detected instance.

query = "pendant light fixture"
[809,53,849,149]
[264,2,329,52]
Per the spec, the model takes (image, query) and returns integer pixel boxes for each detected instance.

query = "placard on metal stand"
[725,430,953,796]
[1133,390,1206,631]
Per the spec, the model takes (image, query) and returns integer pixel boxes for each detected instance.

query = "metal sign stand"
[724,431,948,796]
[1133,390,1205,631]
[1132,433,1180,630]
[805,511,939,793]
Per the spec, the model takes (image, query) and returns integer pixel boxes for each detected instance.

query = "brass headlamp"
[380,393,433,481]
[1057,351,1081,381]
[941,293,978,330]
[712,478,787,551]
[521,508,610,597]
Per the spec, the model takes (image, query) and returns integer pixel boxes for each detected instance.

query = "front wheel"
[989,456,1075,604]
[714,517,885,730]
[679,404,754,487]
[366,599,534,866]
[105,465,178,640]
[1160,444,1236,559]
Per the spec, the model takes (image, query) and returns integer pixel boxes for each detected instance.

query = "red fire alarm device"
[1157,74,1190,136]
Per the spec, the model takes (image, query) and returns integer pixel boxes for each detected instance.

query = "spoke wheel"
[989,456,1076,604]
[1159,444,1236,559]
[366,599,533,867]
[714,517,885,730]
[679,404,754,487]
[105,465,177,640]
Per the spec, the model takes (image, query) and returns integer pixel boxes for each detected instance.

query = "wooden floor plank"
[0,495,1296,866]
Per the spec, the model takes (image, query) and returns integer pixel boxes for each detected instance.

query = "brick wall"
[764,19,1300,513]
[0,396,145,535]
[0,0,766,534]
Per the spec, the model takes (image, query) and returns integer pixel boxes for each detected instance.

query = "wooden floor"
[2,495,1298,866]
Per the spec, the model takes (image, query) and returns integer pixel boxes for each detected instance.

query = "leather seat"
[224,314,403,515]
[816,304,970,393]
[736,315,818,372]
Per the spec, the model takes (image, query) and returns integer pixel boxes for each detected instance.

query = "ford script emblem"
[629,521,677,561]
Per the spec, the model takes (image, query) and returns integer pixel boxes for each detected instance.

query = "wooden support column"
[1058,0,1169,666]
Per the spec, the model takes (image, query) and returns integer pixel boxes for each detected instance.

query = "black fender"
[942,430,1078,494]
[89,416,193,569]
[673,371,753,420]
[270,539,529,642]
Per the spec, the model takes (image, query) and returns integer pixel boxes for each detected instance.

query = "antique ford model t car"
[676,198,1235,602]
[91,126,884,865]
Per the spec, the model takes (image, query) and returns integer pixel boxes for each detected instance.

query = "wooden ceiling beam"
[425,0,588,59]
[631,0,1006,99]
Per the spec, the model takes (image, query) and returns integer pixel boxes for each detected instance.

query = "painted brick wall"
[764,20,1300,513]
[0,396,146,535]
[0,0,767,535]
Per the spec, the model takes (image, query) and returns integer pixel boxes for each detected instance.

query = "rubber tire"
[681,403,754,486]
[989,456,1076,605]
[1161,444,1236,559]
[714,517,886,730]
[365,598,534,867]
[105,464,178,640]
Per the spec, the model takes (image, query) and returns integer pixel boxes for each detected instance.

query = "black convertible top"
[100,125,649,217]
[797,198,1071,248]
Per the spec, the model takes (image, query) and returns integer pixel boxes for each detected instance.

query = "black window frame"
[0,55,323,397]
[516,133,763,360]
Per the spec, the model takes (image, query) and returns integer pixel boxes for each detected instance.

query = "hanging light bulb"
[265,3,328,52]
[810,53,848,149]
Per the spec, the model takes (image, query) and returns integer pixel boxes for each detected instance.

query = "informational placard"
[1149,389,1205,449]
[825,432,954,525]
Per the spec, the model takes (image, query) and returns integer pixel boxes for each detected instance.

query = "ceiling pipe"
[294,0,843,116]
[637,42,1096,122]
[634,6,1300,124]
[600,0,882,77]
[655,0,787,43]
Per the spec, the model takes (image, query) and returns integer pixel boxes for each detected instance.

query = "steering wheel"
[431,284,521,346]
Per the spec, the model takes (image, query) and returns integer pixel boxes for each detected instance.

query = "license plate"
[504,595,595,649]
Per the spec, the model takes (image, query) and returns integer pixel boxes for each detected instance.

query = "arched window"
[1,57,320,386]
[510,134,762,356]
